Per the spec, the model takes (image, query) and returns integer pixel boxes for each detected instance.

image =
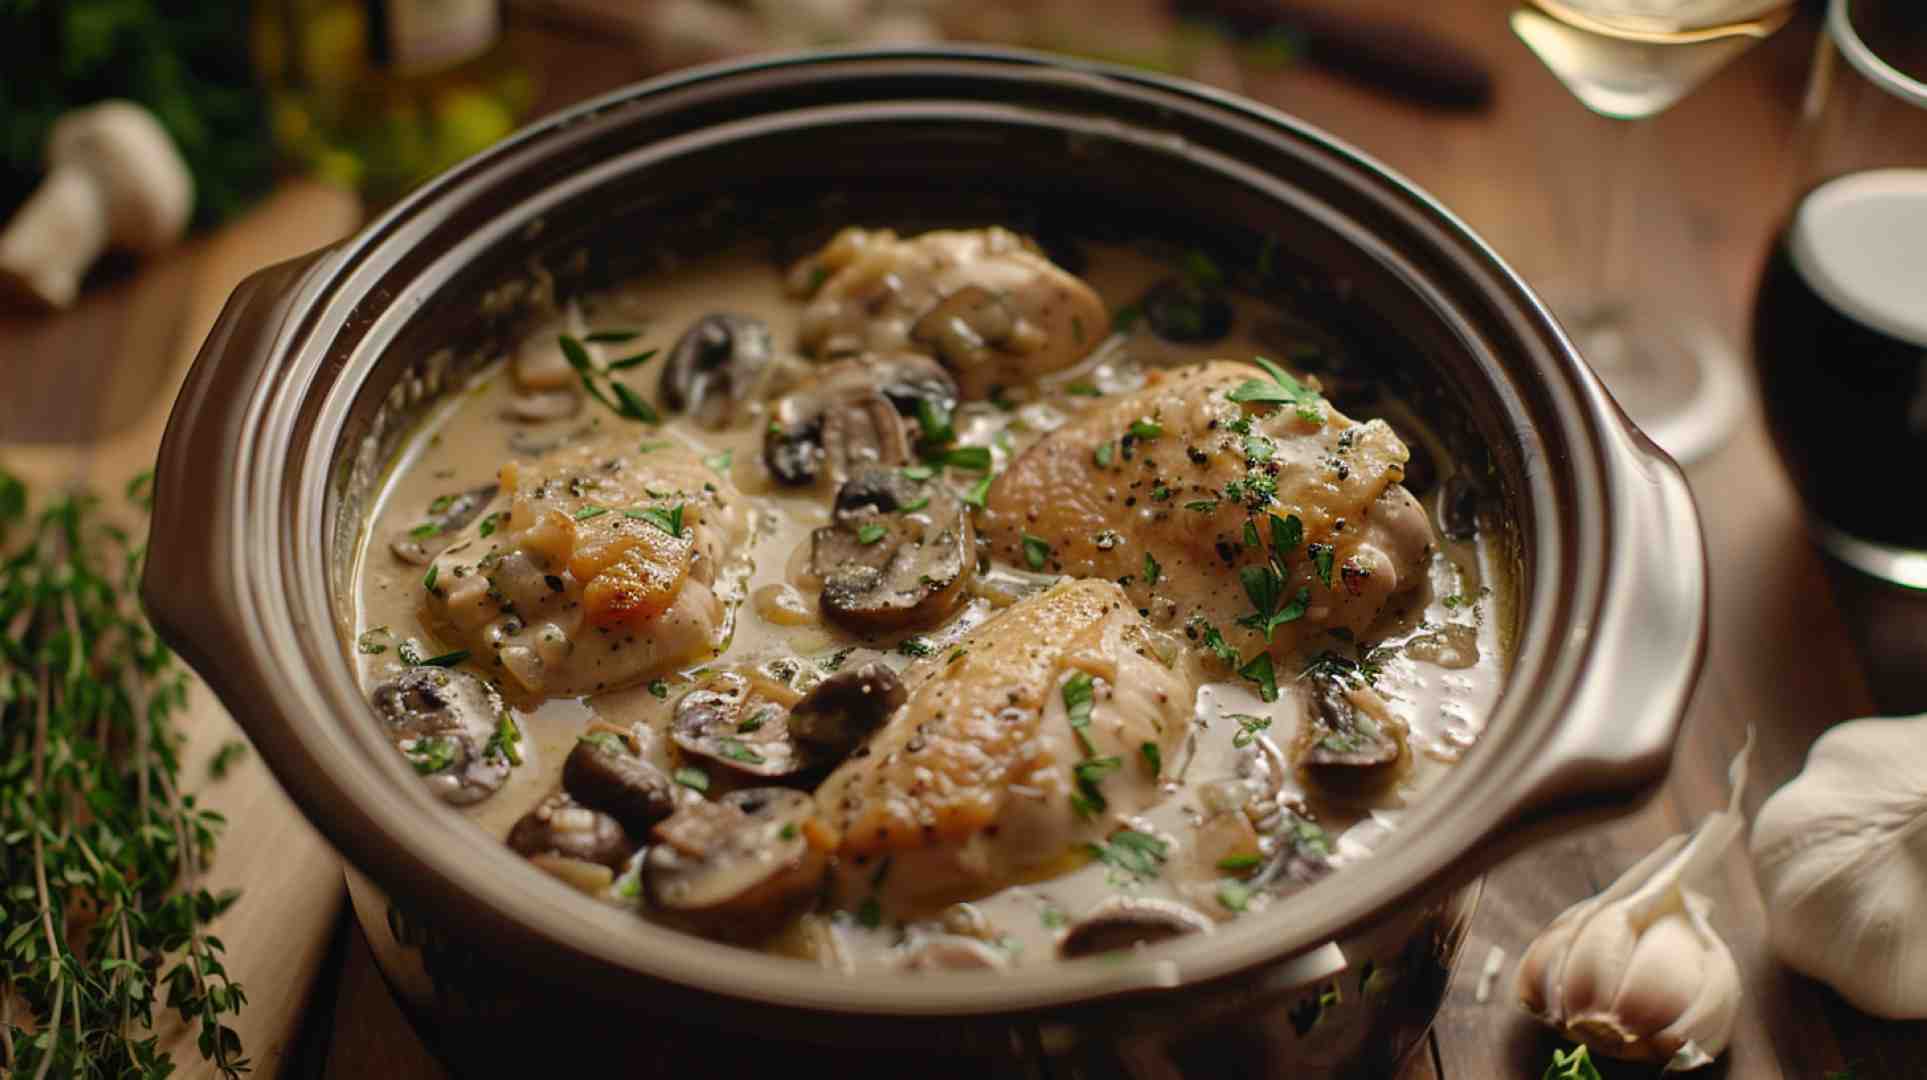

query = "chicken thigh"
[813,579,1194,912]
[792,226,1107,399]
[420,442,750,699]
[979,361,1434,662]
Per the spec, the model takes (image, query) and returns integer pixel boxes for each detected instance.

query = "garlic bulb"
[1749,712,1927,1019]
[1516,735,1751,1070]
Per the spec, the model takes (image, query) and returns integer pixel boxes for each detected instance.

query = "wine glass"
[1511,0,1795,464]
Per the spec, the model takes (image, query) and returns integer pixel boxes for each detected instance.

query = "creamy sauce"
[351,238,1507,972]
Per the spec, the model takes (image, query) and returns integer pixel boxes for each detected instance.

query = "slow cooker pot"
[141,48,1705,1077]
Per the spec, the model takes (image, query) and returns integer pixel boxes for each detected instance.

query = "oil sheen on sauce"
[350,241,1508,973]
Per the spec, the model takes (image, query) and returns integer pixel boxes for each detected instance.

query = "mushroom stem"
[0,166,108,309]
[0,101,194,309]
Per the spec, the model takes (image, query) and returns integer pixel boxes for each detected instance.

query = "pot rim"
[146,46,1705,1020]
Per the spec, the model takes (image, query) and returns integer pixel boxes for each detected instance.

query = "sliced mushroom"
[901,935,1010,972]
[389,484,499,565]
[1057,896,1214,959]
[810,468,975,633]
[503,388,582,423]
[370,666,515,805]
[1138,277,1233,344]
[562,731,679,835]
[645,787,826,940]
[910,285,1032,376]
[788,660,905,756]
[1293,675,1410,800]
[1248,800,1337,888]
[762,355,957,487]
[660,313,774,428]
[507,792,636,870]
[671,670,810,779]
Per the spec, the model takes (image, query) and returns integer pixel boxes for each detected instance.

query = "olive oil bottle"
[254,0,535,206]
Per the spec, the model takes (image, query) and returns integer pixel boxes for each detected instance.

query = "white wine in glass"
[1512,0,1794,463]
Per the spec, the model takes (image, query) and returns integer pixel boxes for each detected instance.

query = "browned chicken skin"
[979,361,1435,661]
[813,579,1194,910]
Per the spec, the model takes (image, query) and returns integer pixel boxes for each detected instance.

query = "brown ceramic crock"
[140,48,1705,1078]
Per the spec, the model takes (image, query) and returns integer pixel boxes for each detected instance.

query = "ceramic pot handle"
[1478,409,1708,866]
[141,247,337,694]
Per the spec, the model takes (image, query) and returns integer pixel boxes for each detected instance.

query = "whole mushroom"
[659,313,775,428]
[0,101,194,309]
[370,666,518,806]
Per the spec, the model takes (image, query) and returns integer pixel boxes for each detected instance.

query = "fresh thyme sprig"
[0,467,249,1078]
[557,333,660,423]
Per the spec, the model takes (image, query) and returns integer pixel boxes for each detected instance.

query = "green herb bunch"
[0,468,248,1078]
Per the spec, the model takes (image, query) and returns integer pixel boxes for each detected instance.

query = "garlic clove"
[1750,713,1927,1019]
[1517,734,1751,1069]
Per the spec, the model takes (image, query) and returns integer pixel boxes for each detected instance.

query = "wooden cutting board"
[0,181,363,1077]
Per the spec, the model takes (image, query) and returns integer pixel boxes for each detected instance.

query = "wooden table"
[4,3,1921,1077]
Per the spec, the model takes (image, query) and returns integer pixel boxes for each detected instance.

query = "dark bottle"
[1752,168,1927,565]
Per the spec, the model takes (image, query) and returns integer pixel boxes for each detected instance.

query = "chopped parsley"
[1140,741,1162,777]
[1041,907,1068,929]
[421,649,469,668]
[1128,417,1164,440]
[485,710,522,765]
[1225,355,1325,425]
[1085,829,1168,884]
[428,493,456,514]
[1239,652,1280,702]
[1195,621,1240,666]
[1073,756,1122,785]
[1217,880,1251,912]
[856,523,887,545]
[718,738,765,765]
[648,678,670,699]
[962,472,994,508]
[405,735,458,774]
[1228,713,1272,748]
[738,707,774,733]
[356,627,390,655]
[915,398,955,445]
[573,505,609,521]
[1308,542,1335,587]
[1065,381,1101,396]
[673,766,709,792]
[704,449,734,474]
[900,464,936,481]
[625,503,686,538]
[856,897,883,929]
[422,565,439,593]
[1217,852,1262,872]
[1238,565,1310,640]
[1022,534,1051,570]
[932,445,992,472]
[477,512,501,538]
[578,731,628,756]
[1543,1046,1603,1080]
[896,636,936,658]
[1094,441,1115,468]
[408,521,441,540]
[899,495,930,513]
[1143,551,1162,586]
[1184,499,1219,513]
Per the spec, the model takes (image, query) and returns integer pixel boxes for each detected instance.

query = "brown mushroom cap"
[369,665,514,806]
[788,660,906,756]
[645,787,826,940]
[762,355,957,487]
[660,313,774,428]
[562,732,679,836]
[507,792,636,870]
[1292,676,1410,801]
[1057,896,1214,959]
[810,468,975,634]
